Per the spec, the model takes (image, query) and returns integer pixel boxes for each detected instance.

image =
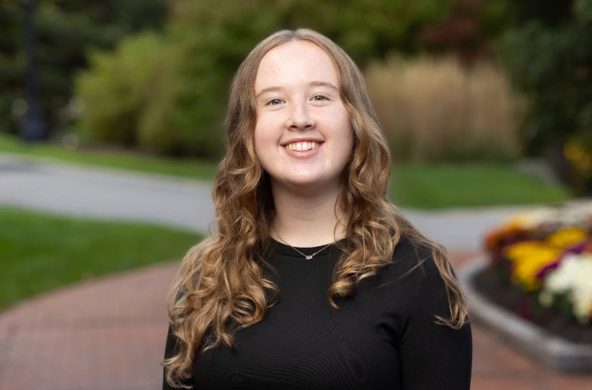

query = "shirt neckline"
[271,237,343,259]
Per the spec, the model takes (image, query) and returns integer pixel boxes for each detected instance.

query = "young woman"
[163,29,472,390]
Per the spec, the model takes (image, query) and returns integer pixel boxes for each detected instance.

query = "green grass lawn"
[390,163,571,209]
[0,206,201,310]
[0,132,218,181]
[0,132,571,209]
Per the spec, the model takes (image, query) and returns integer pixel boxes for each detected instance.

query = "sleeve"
[162,325,193,390]
[398,258,472,390]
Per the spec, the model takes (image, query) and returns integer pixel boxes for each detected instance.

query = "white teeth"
[286,142,319,151]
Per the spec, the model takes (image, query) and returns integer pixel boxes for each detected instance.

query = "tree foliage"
[416,0,513,65]
[0,0,167,136]
[0,2,21,134]
[501,0,592,149]
[501,0,592,191]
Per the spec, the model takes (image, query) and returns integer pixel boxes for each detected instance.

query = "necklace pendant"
[305,255,313,260]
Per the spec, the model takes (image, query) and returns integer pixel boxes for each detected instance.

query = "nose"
[286,101,314,131]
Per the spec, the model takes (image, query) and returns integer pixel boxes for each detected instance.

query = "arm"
[398,259,472,390]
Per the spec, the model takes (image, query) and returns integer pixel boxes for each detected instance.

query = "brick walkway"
[0,251,590,390]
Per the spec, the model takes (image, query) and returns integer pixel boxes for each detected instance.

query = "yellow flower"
[545,227,588,249]
[505,241,562,291]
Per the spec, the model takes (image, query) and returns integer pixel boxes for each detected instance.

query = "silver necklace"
[274,231,332,260]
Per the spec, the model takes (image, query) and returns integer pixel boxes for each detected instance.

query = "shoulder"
[362,233,451,311]
[384,233,441,284]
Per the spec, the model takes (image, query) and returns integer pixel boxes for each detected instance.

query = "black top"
[163,236,472,389]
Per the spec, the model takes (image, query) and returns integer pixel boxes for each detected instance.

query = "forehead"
[254,40,339,91]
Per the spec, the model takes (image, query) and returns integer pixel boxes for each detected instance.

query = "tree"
[0,2,22,134]
[501,0,592,192]
[0,0,168,137]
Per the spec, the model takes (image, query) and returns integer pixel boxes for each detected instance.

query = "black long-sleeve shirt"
[163,236,472,389]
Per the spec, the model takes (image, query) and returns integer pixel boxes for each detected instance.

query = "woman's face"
[253,40,353,194]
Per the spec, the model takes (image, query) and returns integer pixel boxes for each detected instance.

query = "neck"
[271,182,344,247]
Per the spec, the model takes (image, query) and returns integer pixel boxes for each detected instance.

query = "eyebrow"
[255,81,339,99]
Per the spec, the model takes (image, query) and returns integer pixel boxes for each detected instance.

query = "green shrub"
[136,52,184,155]
[75,33,165,146]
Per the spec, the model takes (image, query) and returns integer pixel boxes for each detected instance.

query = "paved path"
[0,154,215,232]
[0,153,526,250]
[1,153,590,389]
[2,252,591,390]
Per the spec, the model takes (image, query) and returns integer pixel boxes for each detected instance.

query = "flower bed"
[480,203,592,343]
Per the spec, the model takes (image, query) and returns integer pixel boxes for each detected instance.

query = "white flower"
[542,254,592,323]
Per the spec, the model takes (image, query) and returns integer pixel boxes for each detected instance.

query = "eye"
[266,98,283,106]
[312,95,329,101]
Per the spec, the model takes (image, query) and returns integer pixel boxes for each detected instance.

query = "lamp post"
[19,0,47,142]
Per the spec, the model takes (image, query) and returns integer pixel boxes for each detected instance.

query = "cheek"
[331,126,354,166]
[253,122,275,162]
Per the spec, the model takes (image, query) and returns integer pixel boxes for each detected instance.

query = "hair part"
[164,28,468,388]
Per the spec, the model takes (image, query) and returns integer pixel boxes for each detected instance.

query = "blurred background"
[1,0,591,389]
[3,0,591,193]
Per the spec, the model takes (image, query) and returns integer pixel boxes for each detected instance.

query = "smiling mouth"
[285,141,320,152]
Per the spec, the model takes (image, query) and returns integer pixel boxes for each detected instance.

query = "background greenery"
[74,0,468,158]
[7,0,589,177]
[500,0,592,193]
[0,0,168,136]
[4,0,514,159]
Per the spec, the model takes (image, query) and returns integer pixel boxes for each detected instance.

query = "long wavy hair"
[164,28,468,388]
